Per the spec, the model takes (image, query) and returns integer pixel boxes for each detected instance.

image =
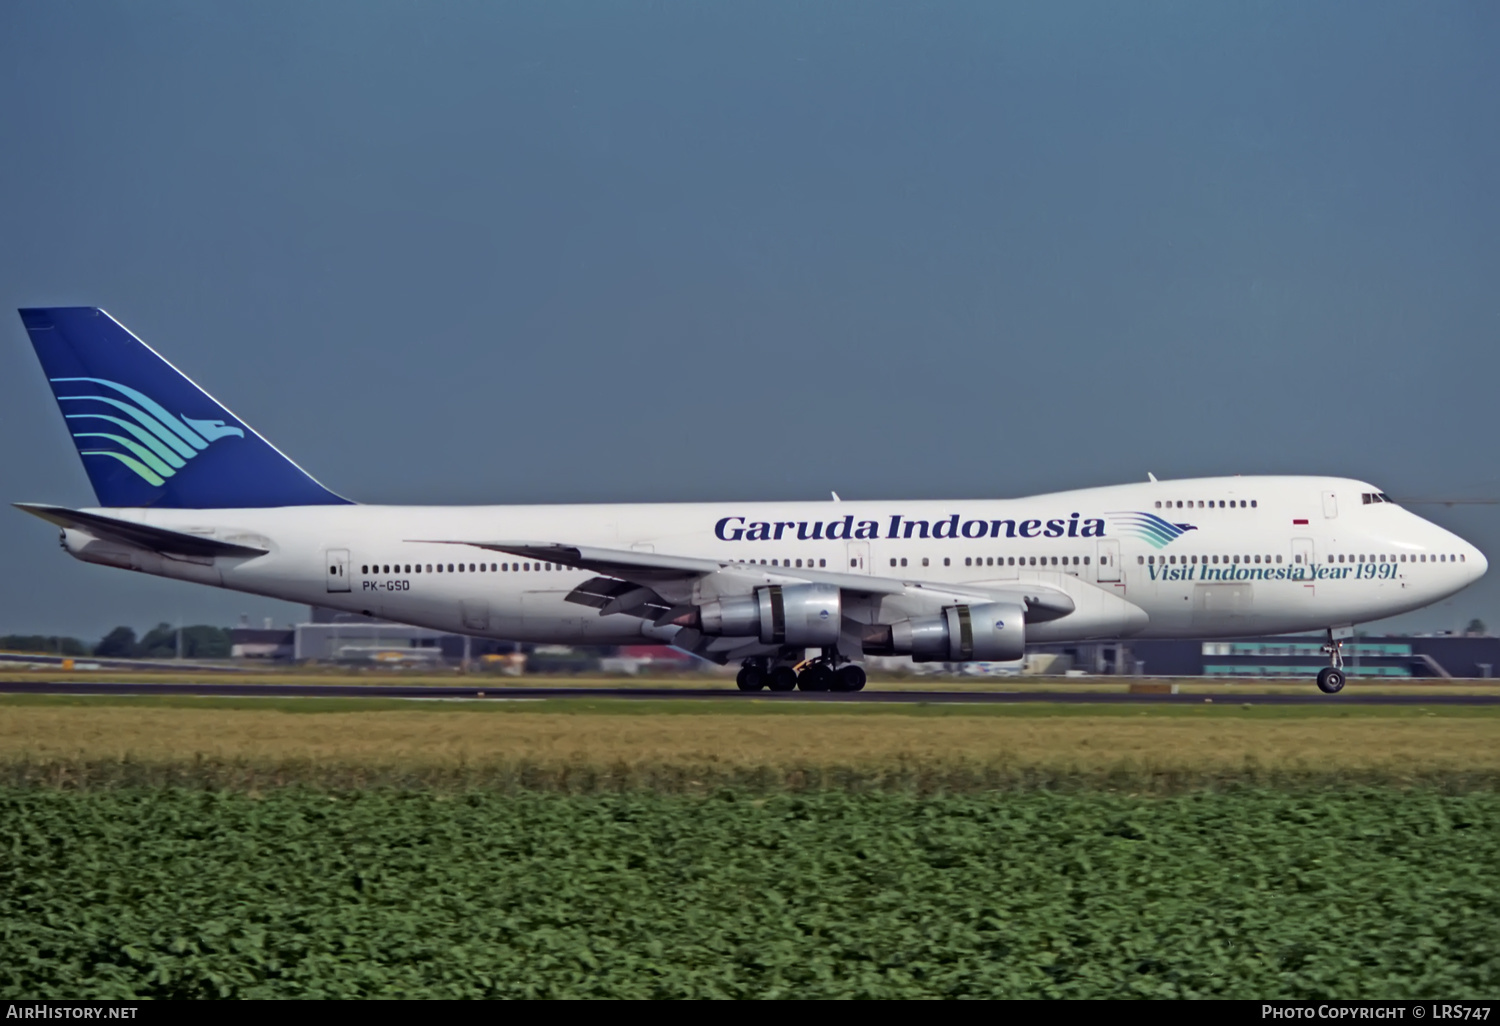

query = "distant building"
[287,606,525,666]
[600,644,701,675]
[228,628,294,660]
[1041,634,1500,679]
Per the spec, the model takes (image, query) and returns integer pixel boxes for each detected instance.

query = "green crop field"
[3,696,1496,998]
[3,788,1496,999]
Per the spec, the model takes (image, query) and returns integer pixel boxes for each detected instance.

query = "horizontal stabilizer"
[14,503,269,558]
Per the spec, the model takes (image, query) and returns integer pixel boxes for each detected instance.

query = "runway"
[2,681,1498,704]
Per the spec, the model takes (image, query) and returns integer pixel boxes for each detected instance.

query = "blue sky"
[2,2,1497,640]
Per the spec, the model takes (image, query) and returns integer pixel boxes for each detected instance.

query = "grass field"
[1,693,1496,791]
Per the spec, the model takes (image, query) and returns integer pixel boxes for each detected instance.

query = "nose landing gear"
[1316,666,1346,694]
[1317,629,1347,694]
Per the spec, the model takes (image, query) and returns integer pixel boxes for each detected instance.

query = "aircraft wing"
[14,503,270,558]
[414,539,1076,622]
[424,540,907,594]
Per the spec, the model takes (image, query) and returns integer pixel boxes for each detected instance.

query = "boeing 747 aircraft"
[14,308,1488,693]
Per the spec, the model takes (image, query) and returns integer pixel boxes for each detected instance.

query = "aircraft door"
[1322,491,1338,518]
[1096,540,1121,582]
[1291,537,1314,569]
[325,549,350,593]
[846,540,870,574]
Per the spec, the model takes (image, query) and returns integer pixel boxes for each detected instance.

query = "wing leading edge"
[411,539,1078,624]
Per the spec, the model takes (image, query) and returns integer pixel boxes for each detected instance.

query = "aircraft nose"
[1470,546,1488,582]
[1446,527,1488,583]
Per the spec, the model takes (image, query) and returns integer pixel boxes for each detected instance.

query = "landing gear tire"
[736,665,766,692]
[833,665,867,693]
[767,666,798,692]
[1318,628,1348,695]
[797,664,835,692]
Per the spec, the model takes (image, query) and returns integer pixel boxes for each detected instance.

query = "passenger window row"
[1156,500,1256,509]
[888,555,1090,568]
[1142,554,1283,565]
[734,558,828,568]
[1133,552,1466,567]
[359,549,1463,578]
[360,561,570,574]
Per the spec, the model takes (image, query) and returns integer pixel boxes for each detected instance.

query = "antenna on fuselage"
[1147,472,1157,483]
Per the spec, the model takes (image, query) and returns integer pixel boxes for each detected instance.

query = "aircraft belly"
[1190,582,1251,634]
[510,590,646,644]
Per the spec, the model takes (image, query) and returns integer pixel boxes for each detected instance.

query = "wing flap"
[564,576,675,621]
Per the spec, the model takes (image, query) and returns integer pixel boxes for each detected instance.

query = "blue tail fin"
[19,307,351,508]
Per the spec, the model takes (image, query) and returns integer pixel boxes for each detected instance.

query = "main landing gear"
[737,651,866,693]
[1317,628,1347,695]
[735,661,797,692]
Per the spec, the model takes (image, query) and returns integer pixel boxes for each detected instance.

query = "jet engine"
[691,583,842,647]
[862,602,1025,662]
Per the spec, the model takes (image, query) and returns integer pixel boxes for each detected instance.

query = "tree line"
[0,624,233,659]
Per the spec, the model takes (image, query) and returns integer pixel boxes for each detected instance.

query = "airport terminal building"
[1038,634,1500,679]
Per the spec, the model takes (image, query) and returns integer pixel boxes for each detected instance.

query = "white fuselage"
[57,475,1486,649]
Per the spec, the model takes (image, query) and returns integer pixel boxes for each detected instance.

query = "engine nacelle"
[697,583,841,647]
[863,602,1025,662]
